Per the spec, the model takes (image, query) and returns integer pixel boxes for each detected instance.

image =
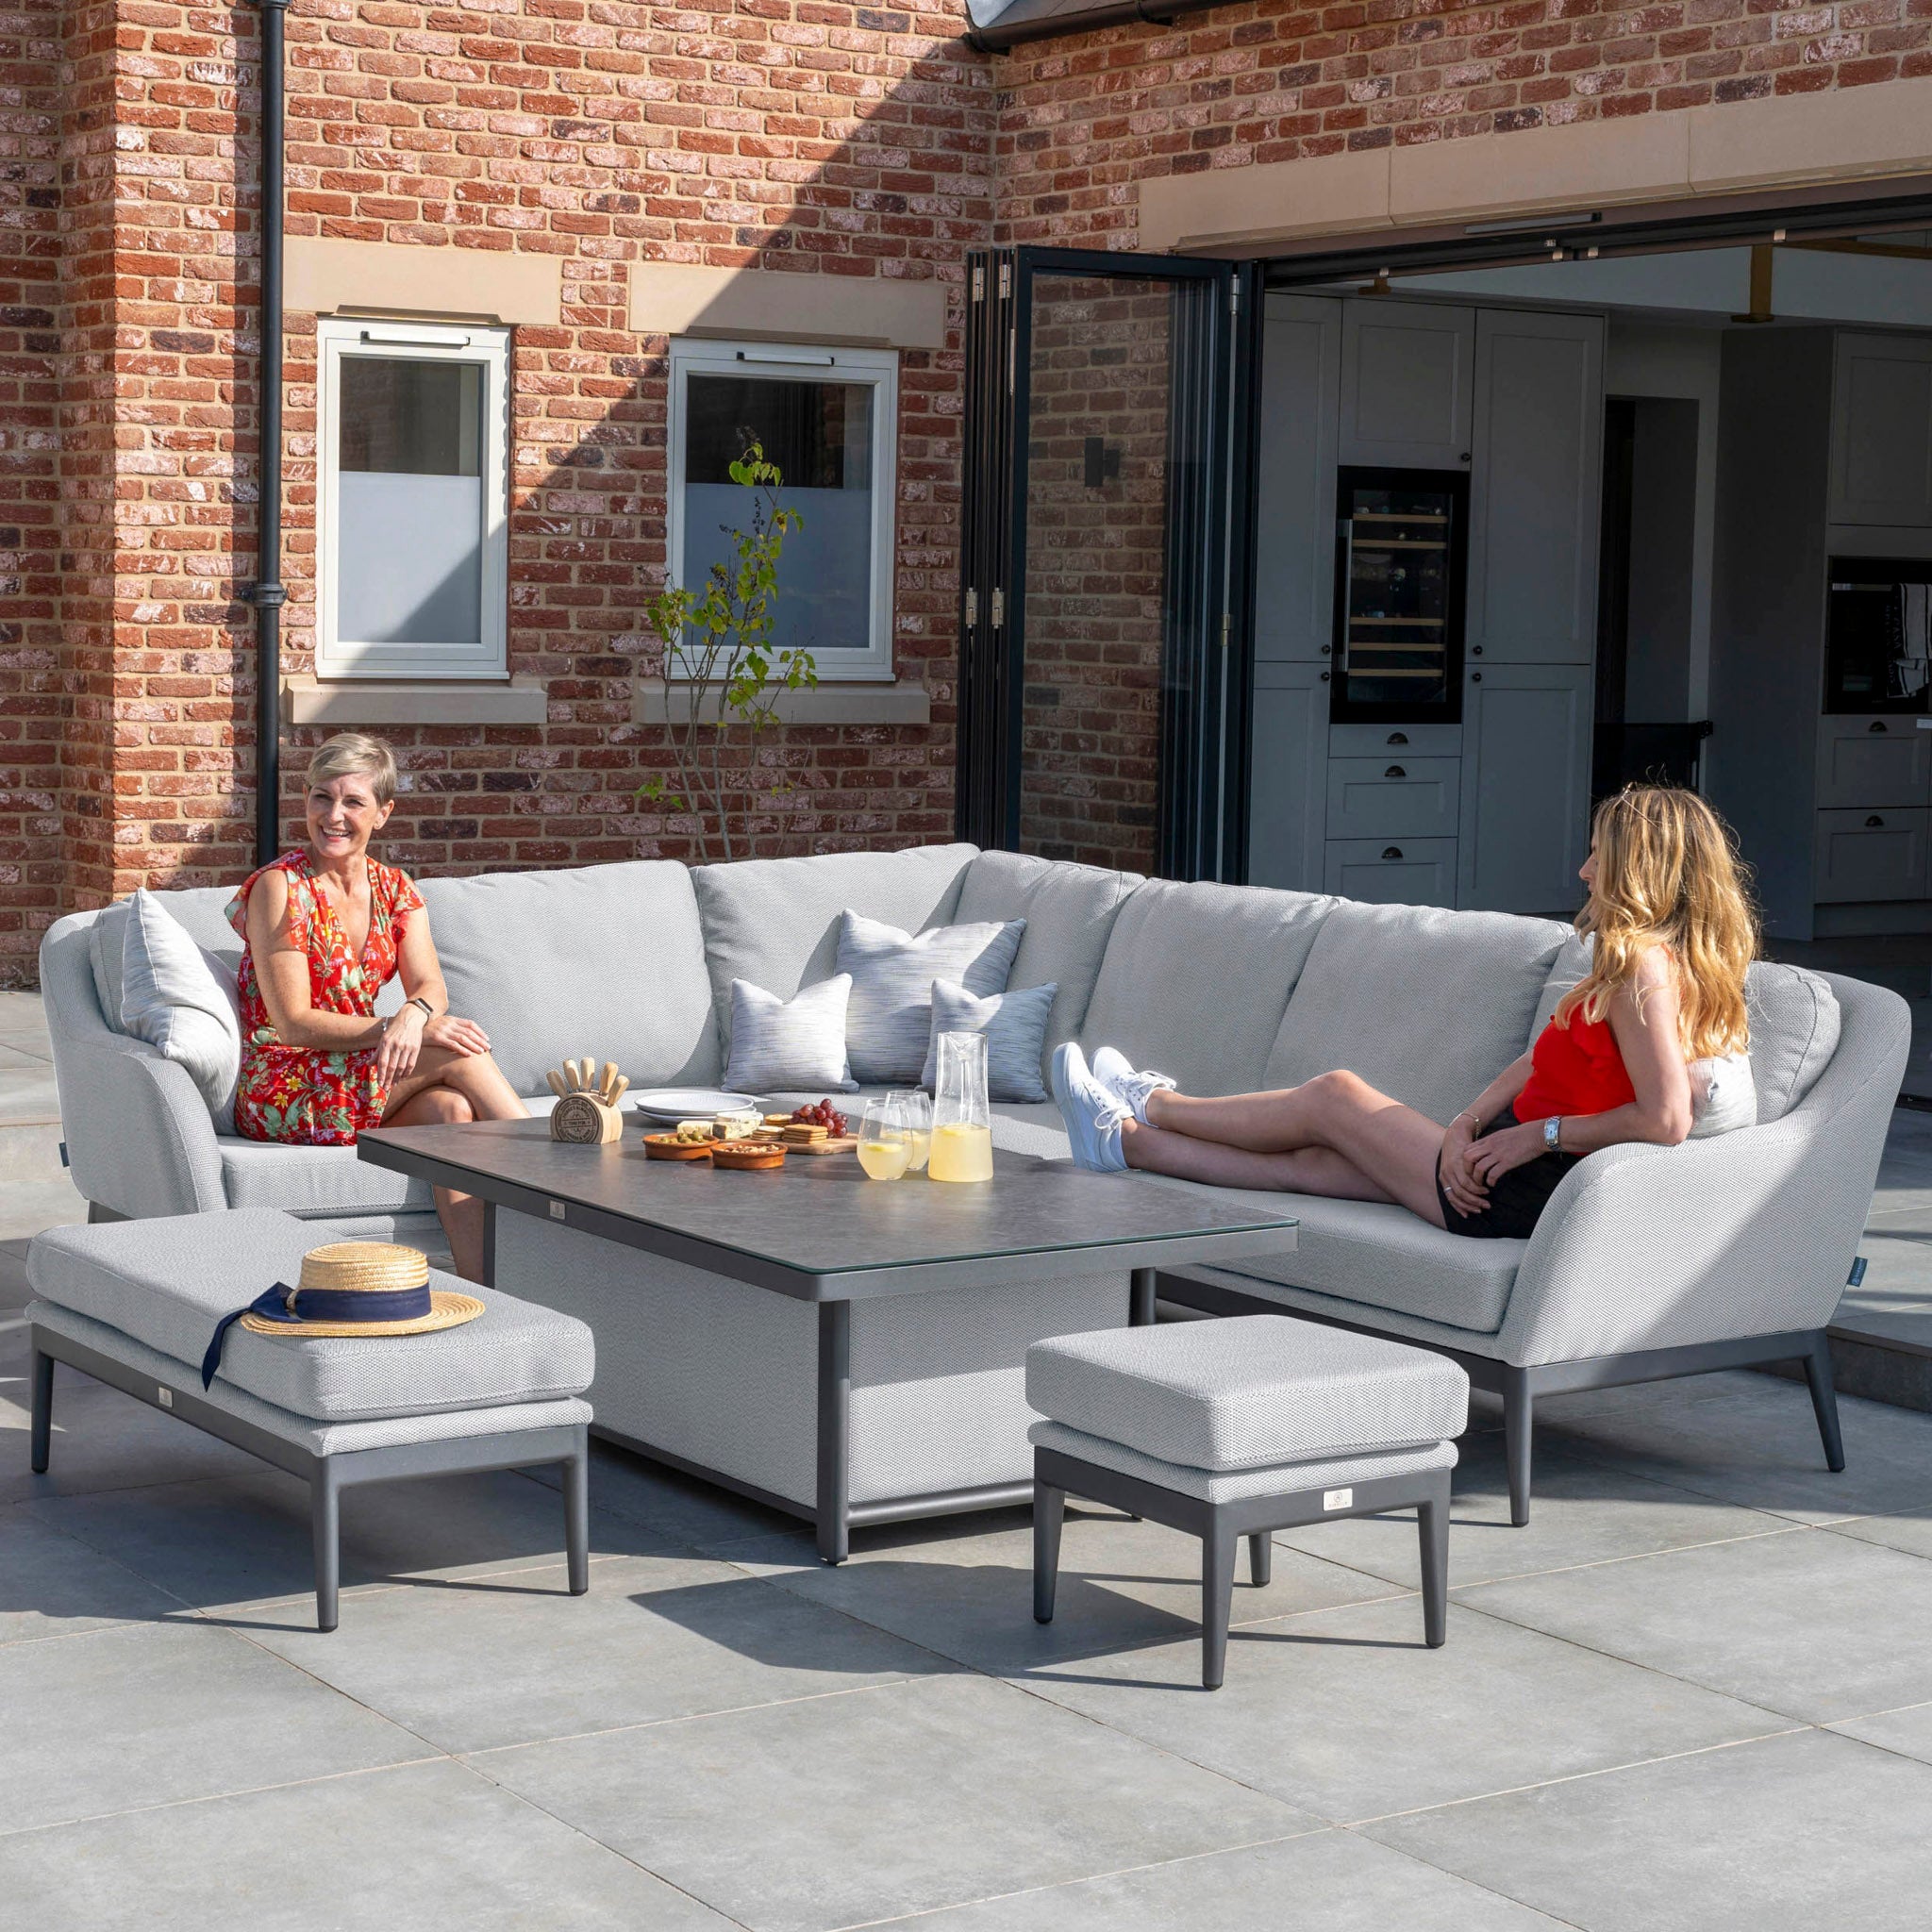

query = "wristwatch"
[1543,1115,1563,1152]
[407,996,435,1020]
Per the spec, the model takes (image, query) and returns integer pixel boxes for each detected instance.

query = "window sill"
[632,678,931,727]
[283,676,550,727]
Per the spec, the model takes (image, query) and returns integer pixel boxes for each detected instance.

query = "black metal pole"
[251,0,289,865]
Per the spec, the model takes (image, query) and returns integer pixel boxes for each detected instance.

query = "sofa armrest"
[50,1029,226,1219]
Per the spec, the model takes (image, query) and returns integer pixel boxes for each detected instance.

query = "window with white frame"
[667,339,898,680]
[317,317,509,679]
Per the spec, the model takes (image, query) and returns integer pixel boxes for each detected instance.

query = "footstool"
[25,1208,596,1633]
[1026,1315,1470,1689]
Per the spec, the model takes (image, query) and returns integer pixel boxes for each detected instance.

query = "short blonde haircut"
[305,732,398,807]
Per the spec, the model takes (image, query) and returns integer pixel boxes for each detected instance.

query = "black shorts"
[1435,1104,1579,1241]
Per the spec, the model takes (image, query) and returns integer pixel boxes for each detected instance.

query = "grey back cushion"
[1269,902,1570,1124]
[692,843,978,1056]
[836,910,1025,1084]
[417,860,719,1096]
[953,850,1141,1058]
[1081,879,1337,1095]
[90,886,244,1030]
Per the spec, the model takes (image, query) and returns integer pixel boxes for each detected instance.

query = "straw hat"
[239,1241,483,1340]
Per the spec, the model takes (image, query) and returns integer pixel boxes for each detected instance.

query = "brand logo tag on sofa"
[550,1201,566,1221]
[1323,1487,1351,1510]
[158,1387,174,1408]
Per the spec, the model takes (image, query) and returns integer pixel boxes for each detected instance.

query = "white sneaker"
[1091,1045,1176,1124]
[1051,1043,1128,1174]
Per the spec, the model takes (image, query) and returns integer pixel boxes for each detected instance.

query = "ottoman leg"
[1248,1531,1272,1589]
[1419,1471,1450,1648]
[29,1347,54,1474]
[563,1437,591,1596]
[1033,1481,1065,1624]
[311,1467,341,1634]
[1201,1516,1239,1690]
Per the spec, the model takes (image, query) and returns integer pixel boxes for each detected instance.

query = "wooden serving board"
[761,1134,858,1158]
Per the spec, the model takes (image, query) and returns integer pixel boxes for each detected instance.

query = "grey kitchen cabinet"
[1247,659,1329,892]
[1829,333,1932,528]
[1466,308,1604,666]
[1324,838,1458,906]
[1325,757,1460,841]
[1457,662,1592,915]
[1256,295,1341,662]
[1815,714,1932,810]
[1813,807,1930,902]
[1329,721,1462,759]
[1339,301,1475,470]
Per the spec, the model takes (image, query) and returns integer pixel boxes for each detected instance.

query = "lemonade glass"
[858,1096,912,1181]
[888,1089,933,1172]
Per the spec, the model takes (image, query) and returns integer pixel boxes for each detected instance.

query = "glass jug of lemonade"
[928,1031,993,1184]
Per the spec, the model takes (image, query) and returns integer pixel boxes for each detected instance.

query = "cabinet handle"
[1471,672,1483,684]
[1870,720,1889,733]
[1387,731,1408,745]
[1321,643,1331,655]
[1382,846,1404,860]
[1385,764,1407,779]
[1868,815,1886,827]
[1320,671,1330,682]
[1459,451,1472,463]
[1473,645,1483,656]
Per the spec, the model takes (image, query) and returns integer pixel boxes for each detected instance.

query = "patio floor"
[7,986,1932,1929]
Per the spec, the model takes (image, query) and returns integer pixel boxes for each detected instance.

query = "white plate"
[628,1088,761,1124]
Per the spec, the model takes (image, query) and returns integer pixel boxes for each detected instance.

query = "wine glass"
[858,1095,911,1181]
[888,1088,933,1172]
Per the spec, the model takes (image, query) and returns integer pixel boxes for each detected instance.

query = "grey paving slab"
[0,1052,60,1125]
[1824,1497,1932,1560]
[0,991,51,1047]
[525,1433,798,1549]
[1535,1368,1932,1524]
[0,1238,32,1311]
[0,1124,85,1241]
[1012,1594,1782,1824]
[1273,1431,1788,1590]
[718,1501,1405,1674]
[0,1619,426,1834]
[30,1466,675,1613]
[475,1672,1317,1932]
[1836,1231,1932,1349]
[1828,1698,1932,1765]
[881,1829,1567,1929]
[246,1550,952,1755]
[1460,1523,1932,1724]
[0,1756,735,1932]
[1363,1728,1932,1932]
[0,1505,179,1643]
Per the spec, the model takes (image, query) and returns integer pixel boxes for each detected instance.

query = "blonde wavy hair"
[1555,785,1757,1059]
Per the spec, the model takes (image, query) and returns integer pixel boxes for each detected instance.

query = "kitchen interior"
[1245,227,1932,1057]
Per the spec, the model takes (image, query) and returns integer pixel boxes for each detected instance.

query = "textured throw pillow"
[836,909,1027,1083]
[118,888,243,1130]
[724,974,858,1093]
[921,978,1058,1104]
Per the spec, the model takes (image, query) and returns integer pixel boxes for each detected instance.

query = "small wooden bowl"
[643,1133,717,1161]
[710,1141,788,1172]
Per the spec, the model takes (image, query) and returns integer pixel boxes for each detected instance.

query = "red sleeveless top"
[1514,1004,1635,1124]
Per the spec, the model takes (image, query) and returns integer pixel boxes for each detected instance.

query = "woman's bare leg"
[1124,1126,1396,1202]
[382,1086,489,1279]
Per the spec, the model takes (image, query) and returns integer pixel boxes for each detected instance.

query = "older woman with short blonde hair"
[227,732,525,1279]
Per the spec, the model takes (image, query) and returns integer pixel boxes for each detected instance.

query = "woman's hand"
[1437,1120,1491,1218]
[1465,1120,1547,1189]
[375,1006,425,1087]
[424,1011,491,1058]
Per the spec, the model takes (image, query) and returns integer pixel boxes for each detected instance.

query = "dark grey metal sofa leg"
[1419,1474,1450,1648]
[563,1435,591,1595]
[29,1347,53,1474]
[311,1468,341,1634]
[1803,1333,1847,1474]
[1033,1482,1065,1624]
[1248,1531,1272,1588]
[1201,1518,1238,1690]
[1502,1368,1534,1526]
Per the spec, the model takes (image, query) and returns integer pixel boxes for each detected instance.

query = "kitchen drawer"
[1813,808,1930,903]
[1325,758,1460,840]
[1330,723,1462,759]
[1324,838,1458,908]
[1816,715,1932,809]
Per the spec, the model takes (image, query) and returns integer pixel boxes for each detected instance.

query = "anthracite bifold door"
[956,249,1257,882]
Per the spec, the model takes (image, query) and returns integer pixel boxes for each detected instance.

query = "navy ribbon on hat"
[202,1281,433,1391]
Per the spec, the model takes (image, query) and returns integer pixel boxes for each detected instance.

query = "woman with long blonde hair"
[1053,785,1759,1241]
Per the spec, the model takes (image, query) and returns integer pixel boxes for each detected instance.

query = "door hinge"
[971,262,985,303]
[991,587,1006,629]
[1007,325,1016,392]
[964,587,978,627]
[1230,279,1241,320]
[1221,610,1231,651]
[997,259,1011,299]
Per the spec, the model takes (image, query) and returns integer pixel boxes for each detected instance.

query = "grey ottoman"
[25,1208,596,1633]
[1026,1316,1470,1689]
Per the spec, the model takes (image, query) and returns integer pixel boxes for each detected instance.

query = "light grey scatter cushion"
[1745,959,1841,1123]
[1689,1052,1757,1138]
[921,978,1058,1103]
[836,909,1025,1083]
[116,888,242,1131]
[724,974,858,1093]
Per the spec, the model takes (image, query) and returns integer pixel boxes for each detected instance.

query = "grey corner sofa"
[42,840,1909,1524]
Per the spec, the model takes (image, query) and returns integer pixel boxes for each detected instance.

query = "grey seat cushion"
[1026,1315,1469,1471]
[1080,879,1336,1096]
[1030,1420,1457,1504]
[417,860,719,1096]
[1269,902,1569,1124]
[26,1209,594,1424]
[222,1141,434,1218]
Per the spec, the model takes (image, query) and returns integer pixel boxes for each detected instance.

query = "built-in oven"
[1825,557,1932,714]
[1330,467,1470,725]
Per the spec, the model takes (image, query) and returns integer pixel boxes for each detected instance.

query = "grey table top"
[358,1119,1300,1301]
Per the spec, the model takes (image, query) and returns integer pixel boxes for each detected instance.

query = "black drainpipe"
[248,0,289,864]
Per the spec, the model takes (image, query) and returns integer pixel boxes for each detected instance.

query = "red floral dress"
[227,850,425,1145]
